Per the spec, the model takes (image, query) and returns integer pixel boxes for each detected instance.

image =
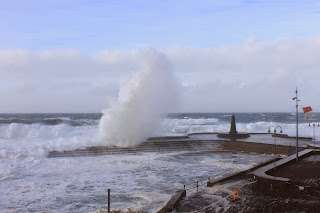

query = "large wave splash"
[98,50,179,147]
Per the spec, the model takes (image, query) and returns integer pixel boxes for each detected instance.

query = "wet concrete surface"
[176,175,320,213]
[189,133,313,148]
[176,151,320,213]
[272,155,320,187]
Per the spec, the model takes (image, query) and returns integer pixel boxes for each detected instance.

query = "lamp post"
[268,126,283,172]
[308,123,320,151]
[292,88,300,162]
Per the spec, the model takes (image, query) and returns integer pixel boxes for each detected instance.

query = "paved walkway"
[176,174,320,213]
[176,150,320,212]
[273,155,320,186]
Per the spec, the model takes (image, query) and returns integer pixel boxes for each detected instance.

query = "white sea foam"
[98,50,179,147]
[0,112,315,212]
[0,152,272,212]
[0,123,99,158]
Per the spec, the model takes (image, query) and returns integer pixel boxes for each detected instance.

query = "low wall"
[223,140,294,156]
[48,140,223,157]
[307,144,320,149]
[157,189,186,213]
[207,157,278,187]
[147,136,190,141]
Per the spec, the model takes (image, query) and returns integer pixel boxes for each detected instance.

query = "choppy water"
[0,113,318,212]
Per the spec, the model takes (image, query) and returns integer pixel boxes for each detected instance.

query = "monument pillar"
[217,114,250,139]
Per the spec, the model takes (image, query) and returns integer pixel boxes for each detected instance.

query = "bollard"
[196,181,199,193]
[108,189,110,213]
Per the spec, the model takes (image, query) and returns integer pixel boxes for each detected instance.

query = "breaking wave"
[0,117,99,126]
[0,123,97,139]
[98,50,179,147]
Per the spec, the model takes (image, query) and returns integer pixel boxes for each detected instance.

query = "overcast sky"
[1,0,320,113]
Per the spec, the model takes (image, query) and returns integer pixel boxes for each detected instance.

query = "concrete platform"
[48,132,311,157]
[189,133,312,147]
[175,150,320,213]
[252,149,320,190]
[48,140,223,157]
[307,143,320,149]
[272,153,320,187]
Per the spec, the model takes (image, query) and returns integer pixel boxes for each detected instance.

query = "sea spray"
[98,50,179,146]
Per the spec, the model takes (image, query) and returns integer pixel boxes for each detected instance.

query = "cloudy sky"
[1,0,320,113]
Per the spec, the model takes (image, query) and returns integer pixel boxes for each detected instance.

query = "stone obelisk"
[217,114,250,139]
[229,114,238,136]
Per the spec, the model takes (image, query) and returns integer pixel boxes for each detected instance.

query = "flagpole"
[295,88,299,162]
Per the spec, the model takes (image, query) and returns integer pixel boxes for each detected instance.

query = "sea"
[0,112,318,212]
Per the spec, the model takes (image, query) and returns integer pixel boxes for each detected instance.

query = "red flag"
[303,106,312,113]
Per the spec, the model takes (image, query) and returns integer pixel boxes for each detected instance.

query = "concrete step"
[48,140,223,157]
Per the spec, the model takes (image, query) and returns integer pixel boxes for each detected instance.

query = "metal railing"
[183,178,210,193]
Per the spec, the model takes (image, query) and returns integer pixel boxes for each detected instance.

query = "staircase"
[48,140,223,157]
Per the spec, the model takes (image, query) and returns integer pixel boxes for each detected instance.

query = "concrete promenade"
[175,149,320,212]
[252,149,318,188]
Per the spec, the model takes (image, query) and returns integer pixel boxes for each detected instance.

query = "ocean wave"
[0,118,34,125]
[0,118,314,140]
[162,118,219,125]
[0,123,97,139]
[0,117,98,126]
[0,123,100,159]
[156,119,314,138]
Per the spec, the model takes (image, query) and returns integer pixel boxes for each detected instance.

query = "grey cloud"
[0,38,320,112]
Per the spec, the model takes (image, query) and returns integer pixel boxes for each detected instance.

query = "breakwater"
[48,140,222,157]
[48,138,296,157]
